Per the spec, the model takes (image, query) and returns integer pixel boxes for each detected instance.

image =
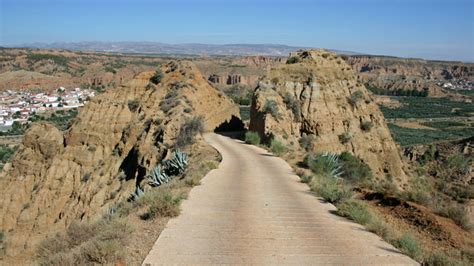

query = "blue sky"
[1,0,473,61]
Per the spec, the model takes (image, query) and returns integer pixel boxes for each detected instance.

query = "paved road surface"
[143,133,417,265]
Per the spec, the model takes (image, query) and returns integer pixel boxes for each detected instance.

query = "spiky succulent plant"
[321,152,343,178]
[163,149,188,176]
[146,150,189,188]
[305,152,343,179]
[148,164,170,187]
[131,186,145,201]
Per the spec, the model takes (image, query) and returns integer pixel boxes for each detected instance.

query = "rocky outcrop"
[208,74,256,86]
[0,60,239,261]
[236,56,285,68]
[250,49,409,184]
[200,56,285,89]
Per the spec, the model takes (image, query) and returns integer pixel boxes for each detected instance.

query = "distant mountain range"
[8,41,360,56]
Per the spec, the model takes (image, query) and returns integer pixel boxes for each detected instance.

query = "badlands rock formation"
[199,56,284,88]
[0,60,239,260]
[347,55,474,96]
[250,49,408,184]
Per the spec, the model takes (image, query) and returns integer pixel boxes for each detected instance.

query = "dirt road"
[143,133,417,265]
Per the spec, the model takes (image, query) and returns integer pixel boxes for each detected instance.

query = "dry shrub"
[138,190,186,220]
[36,219,132,265]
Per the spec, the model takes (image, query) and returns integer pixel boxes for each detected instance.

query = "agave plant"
[148,164,170,187]
[306,152,343,179]
[163,149,188,176]
[321,152,344,178]
[103,206,118,220]
[131,186,145,201]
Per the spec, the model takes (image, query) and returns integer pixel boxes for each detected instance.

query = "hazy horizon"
[1,0,473,61]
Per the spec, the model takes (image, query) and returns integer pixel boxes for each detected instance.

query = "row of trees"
[367,86,429,97]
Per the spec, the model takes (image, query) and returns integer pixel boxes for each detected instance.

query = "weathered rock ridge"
[250,49,408,184]
[199,56,284,88]
[0,60,239,261]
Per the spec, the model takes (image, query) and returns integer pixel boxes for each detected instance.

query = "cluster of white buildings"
[438,79,474,91]
[0,87,95,128]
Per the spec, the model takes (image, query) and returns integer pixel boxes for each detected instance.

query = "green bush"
[310,175,353,204]
[245,131,261,145]
[348,91,365,106]
[361,121,373,131]
[287,56,301,64]
[239,106,251,122]
[444,154,470,176]
[338,152,373,184]
[104,66,116,74]
[0,144,17,169]
[164,90,178,99]
[127,100,140,112]
[424,252,452,266]
[299,134,315,151]
[150,69,164,84]
[299,175,312,184]
[230,94,252,105]
[0,230,5,255]
[394,234,422,260]
[419,145,436,165]
[337,199,373,225]
[283,93,301,121]
[338,132,352,144]
[263,100,282,120]
[176,116,205,147]
[159,98,180,113]
[366,218,391,239]
[399,175,431,205]
[140,191,185,220]
[36,219,132,265]
[305,152,343,178]
[435,203,471,230]
[270,139,286,156]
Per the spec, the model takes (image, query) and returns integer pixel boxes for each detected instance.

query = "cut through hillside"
[214,115,245,132]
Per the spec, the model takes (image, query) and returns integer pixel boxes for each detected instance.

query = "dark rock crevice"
[214,115,245,132]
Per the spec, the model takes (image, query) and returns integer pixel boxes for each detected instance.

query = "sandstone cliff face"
[250,50,408,184]
[0,60,239,260]
[346,55,474,96]
[198,56,284,89]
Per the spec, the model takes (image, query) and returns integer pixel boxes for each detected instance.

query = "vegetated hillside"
[0,48,167,92]
[249,49,409,186]
[346,55,474,97]
[400,137,473,243]
[0,48,282,101]
[0,60,239,263]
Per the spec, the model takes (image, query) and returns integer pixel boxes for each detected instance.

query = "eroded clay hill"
[250,49,408,184]
[347,55,474,96]
[0,60,239,260]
